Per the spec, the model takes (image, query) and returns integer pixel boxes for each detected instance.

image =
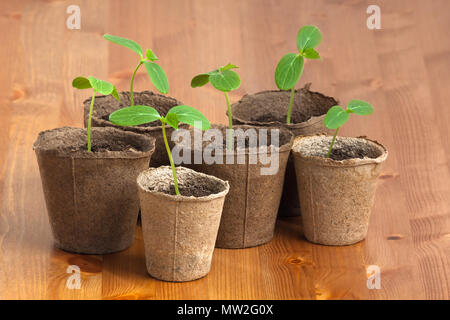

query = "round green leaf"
[191,74,210,88]
[144,61,169,94]
[88,77,115,95]
[275,53,304,90]
[303,48,321,59]
[324,105,350,129]
[164,113,179,130]
[209,70,241,92]
[109,105,161,126]
[166,105,211,130]
[72,76,92,89]
[146,49,158,61]
[347,100,374,115]
[103,34,143,58]
[297,25,322,52]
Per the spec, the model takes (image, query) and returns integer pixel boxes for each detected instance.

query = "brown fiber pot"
[292,135,388,245]
[138,166,229,282]
[187,125,294,248]
[231,83,337,217]
[83,91,187,168]
[33,127,155,254]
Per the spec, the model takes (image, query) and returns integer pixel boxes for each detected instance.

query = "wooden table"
[0,0,449,300]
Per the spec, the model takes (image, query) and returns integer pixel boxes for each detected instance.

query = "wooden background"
[0,0,449,300]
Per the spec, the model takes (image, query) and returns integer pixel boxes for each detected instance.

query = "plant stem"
[326,128,339,158]
[130,61,143,106]
[286,87,295,124]
[87,92,96,152]
[224,91,233,150]
[161,121,180,195]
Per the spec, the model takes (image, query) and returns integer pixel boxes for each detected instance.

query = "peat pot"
[138,166,229,282]
[188,125,294,248]
[231,83,338,217]
[33,127,155,254]
[83,90,187,167]
[292,135,388,245]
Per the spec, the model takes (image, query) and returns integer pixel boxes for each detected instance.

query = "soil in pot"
[185,125,294,248]
[292,135,388,246]
[137,166,229,282]
[231,83,338,217]
[33,126,155,254]
[83,90,187,167]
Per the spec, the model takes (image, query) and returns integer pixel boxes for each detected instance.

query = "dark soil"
[145,184,214,197]
[327,147,368,161]
[82,141,139,153]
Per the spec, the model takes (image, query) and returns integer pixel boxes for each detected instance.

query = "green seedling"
[72,76,120,152]
[103,34,169,106]
[323,100,374,158]
[109,105,210,196]
[275,25,322,124]
[191,63,241,150]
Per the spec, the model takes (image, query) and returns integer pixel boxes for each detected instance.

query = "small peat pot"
[33,126,155,254]
[231,83,338,217]
[83,91,187,167]
[188,125,294,248]
[137,166,229,282]
[292,135,388,246]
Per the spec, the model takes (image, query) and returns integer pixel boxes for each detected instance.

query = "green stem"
[161,121,180,195]
[326,128,339,158]
[87,93,96,152]
[224,92,233,150]
[130,61,143,106]
[286,86,295,124]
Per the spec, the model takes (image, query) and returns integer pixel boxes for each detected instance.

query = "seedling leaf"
[166,105,211,130]
[275,53,304,90]
[209,70,241,92]
[143,61,169,94]
[109,105,161,126]
[146,49,158,61]
[324,105,350,129]
[87,76,118,97]
[165,113,179,130]
[303,48,321,59]
[347,99,374,115]
[72,76,92,89]
[220,63,239,72]
[296,25,322,52]
[191,74,210,88]
[103,34,143,58]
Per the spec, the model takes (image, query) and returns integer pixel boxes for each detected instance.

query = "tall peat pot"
[83,91,187,167]
[292,135,388,245]
[138,166,229,282]
[33,127,155,254]
[231,83,337,217]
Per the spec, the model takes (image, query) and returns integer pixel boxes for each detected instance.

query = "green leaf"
[109,105,161,126]
[209,70,241,92]
[103,34,143,58]
[88,76,115,95]
[166,105,211,130]
[347,100,374,115]
[164,113,179,130]
[72,76,92,89]
[220,63,239,72]
[111,87,120,102]
[146,49,158,61]
[143,61,169,94]
[303,48,321,59]
[275,53,304,90]
[324,105,350,129]
[297,25,322,51]
[191,74,210,88]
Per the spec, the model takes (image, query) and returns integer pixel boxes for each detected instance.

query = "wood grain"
[0,0,449,299]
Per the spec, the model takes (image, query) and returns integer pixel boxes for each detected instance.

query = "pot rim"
[85,90,188,133]
[137,166,230,202]
[33,126,156,159]
[230,83,338,130]
[292,134,388,167]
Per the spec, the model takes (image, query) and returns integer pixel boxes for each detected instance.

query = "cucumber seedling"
[72,76,120,152]
[275,25,322,124]
[191,63,241,150]
[103,34,169,106]
[323,100,374,158]
[109,105,210,196]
